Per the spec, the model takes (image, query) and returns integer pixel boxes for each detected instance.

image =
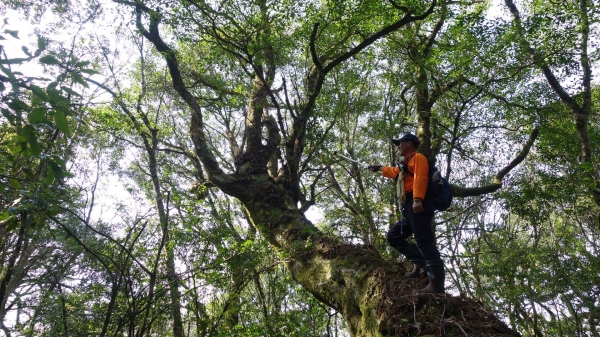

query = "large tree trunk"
[229,171,519,336]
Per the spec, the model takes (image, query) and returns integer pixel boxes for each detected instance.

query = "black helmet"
[392,133,420,147]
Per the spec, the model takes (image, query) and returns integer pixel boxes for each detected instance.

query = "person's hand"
[413,199,424,214]
[368,165,382,172]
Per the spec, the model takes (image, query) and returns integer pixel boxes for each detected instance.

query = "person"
[368,133,445,293]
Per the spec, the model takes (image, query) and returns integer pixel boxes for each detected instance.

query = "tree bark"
[233,172,519,336]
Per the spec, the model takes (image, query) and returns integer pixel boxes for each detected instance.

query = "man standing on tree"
[368,133,445,294]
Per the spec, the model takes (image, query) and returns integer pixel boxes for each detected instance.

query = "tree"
[504,0,600,216]
[0,22,95,336]
[3,0,599,335]
[108,0,520,335]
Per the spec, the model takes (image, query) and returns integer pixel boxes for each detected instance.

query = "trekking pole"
[333,151,369,169]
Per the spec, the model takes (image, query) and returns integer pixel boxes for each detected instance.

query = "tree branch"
[126,2,225,183]
[310,23,323,71]
[503,0,581,113]
[452,124,539,197]
[322,0,436,74]
[423,0,446,56]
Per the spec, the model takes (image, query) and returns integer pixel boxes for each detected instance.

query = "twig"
[454,321,469,336]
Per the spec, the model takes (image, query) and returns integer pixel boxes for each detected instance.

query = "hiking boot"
[417,260,445,294]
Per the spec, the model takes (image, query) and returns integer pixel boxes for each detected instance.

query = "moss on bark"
[229,174,519,336]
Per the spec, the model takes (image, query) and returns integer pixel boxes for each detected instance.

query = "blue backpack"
[403,158,453,212]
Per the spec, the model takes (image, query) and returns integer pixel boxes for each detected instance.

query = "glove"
[368,165,382,172]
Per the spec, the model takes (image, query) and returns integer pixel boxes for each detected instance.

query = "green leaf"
[23,213,37,227]
[10,178,20,189]
[7,142,21,155]
[4,29,18,39]
[75,61,91,67]
[47,206,60,216]
[29,134,42,156]
[44,166,55,184]
[37,36,46,51]
[578,161,594,171]
[22,124,34,141]
[70,72,89,88]
[0,64,16,79]
[28,107,47,123]
[53,110,71,136]
[29,85,47,99]
[1,108,15,123]
[60,86,81,97]
[48,160,65,183]
[4,217,19,232]
[9,99,30,112]
[80,68,99,75]
[46,86,63,103]
[51,156,66,167]
[31,95,43,106]
[21,46,31,56]
[23,168,35,181]
[39,55,59,65]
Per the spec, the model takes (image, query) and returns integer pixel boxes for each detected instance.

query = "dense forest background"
[1,0,599,336]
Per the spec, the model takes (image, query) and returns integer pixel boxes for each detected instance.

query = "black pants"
[386,195,441,263]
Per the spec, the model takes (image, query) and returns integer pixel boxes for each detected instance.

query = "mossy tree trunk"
[124,1,521,335]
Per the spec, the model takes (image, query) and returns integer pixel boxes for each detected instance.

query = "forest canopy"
[1,0,599,336]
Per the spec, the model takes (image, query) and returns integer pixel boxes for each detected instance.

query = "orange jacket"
[381,151,429,200]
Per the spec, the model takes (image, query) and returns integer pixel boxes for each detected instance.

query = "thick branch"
[310,23,323,71]
[127,3,226,183]
[423,0,446,56]
[504,0,581,113]
[322,0,436,74]
[452,125,539,197]
[579,0,592,116]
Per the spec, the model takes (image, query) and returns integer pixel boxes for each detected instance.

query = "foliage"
[1,0,599,336]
